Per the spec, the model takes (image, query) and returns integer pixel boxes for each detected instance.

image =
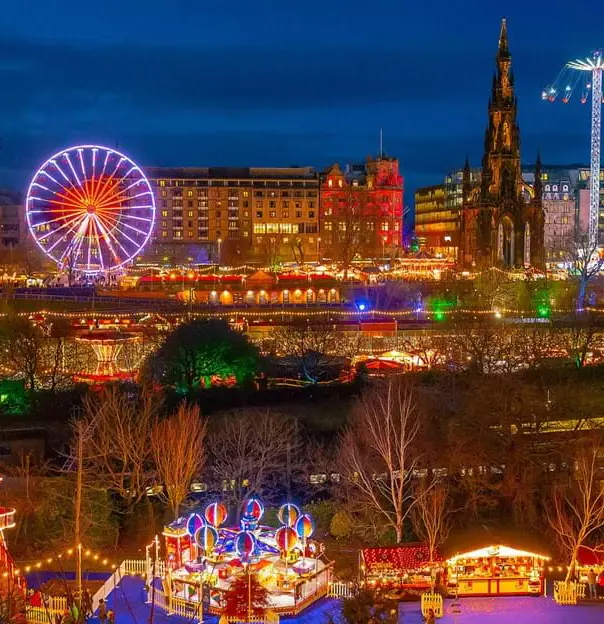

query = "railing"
[123,559,146,575]
[553,580,583,605]
[421,591,444,618]
[218,613,279,624]
[328,581,357,599]
[92,562,125,612]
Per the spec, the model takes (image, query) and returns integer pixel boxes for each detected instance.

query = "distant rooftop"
[145,166,317,180]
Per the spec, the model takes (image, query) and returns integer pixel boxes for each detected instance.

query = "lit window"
[256,211,263,218]
[159,180,166,187]
[328,179,333,187]
[270,211,276,218]
[174,231,182,238]
[338,179,343,188]
[162,230,168,238]
[188,211,194,217]
[188,231,194,238]
[187,190,193,197]
[161,210,168,217]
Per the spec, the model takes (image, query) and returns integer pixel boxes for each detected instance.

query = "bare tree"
[339,379,429,543]
[546,434,604,582]
[565,235,604,311]
[273,319,341,383]
[209,409,298,519]
[411,482,452,564]
[82,386,159,511]
[151,402,207,519]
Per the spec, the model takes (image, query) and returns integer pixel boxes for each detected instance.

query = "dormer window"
[328,179,333,188]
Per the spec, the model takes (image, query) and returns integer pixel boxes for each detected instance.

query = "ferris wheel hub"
[86,205,96,214]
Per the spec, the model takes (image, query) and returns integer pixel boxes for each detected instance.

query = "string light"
[14,545,118,576]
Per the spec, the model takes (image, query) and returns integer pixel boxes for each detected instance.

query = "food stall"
[576,545,604,581]
[446,545,549,596]
[361,544,441,593]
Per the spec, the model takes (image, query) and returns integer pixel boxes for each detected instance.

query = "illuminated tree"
[339,379,430,543]
[141,319,259,391]
[546,434,604,582]
[224,573,270,617]
[151,402,207,519]
[411,482,452,564]
[565,234,604,310]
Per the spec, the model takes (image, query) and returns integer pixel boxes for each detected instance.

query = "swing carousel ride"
[161,498,332,616]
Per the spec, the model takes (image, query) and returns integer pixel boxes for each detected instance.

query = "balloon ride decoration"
[234,530,257,562]
[275,526,298,554]
[186,513,204,537]
[277,503,300,528]
[25,145,155,275]
[241,497,264,531]
[205,502,228,527]
[162,499,327,617]
[195,525,219,553]
[295,514,315,540]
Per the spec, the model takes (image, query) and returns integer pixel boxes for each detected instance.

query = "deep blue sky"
[0,0,600,202]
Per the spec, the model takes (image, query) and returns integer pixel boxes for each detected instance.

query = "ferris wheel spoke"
[92,155,126,206]
[96,211,141,249]
[93,213,120,261]
[45,214,87,254]
[93,164,135,207]
[51,159,87,204]
[91,216,106,271]
[94,178,146,209]
[64,153,84,191]
[112,213,156,224]
[77,149,87,179]
[95,189,153,211]
[95,213,133,260]
[118,221,150,237]
[36,212,84,242]
[30,210,85,229]
[58,216,89,266]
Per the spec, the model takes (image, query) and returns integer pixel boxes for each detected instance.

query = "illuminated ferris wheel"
[26,145,155,275]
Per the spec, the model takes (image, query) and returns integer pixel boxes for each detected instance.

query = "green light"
[537,305,551,318]
[434,311,445,321]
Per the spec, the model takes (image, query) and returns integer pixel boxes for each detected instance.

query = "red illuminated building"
[320,156,403,262]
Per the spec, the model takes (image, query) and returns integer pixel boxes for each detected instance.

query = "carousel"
[161,498,332,617]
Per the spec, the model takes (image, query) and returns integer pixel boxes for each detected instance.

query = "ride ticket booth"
[446,545,549,596]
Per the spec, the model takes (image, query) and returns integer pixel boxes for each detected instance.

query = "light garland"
[8,545,118,577]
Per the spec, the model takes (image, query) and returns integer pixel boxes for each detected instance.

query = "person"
[598,569,604,599]
[425,608,436,624]
[587,568,597,599]
[107,608,115,624]
[98,599,108,624]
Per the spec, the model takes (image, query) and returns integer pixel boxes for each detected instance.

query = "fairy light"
[16,545,118,573]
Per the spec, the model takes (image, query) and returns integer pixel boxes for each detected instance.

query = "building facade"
[459,19,544,269]
[144,167,320,265]
[414,184,448,255]
[320,156,403,263]
[0,190,21,248]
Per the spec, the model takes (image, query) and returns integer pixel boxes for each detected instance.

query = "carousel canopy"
[448,545,550,562]
[362,544,441,574]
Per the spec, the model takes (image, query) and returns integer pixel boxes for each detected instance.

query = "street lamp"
[317,237,321,263]
[382,236,387,262]
[217,238,222,268]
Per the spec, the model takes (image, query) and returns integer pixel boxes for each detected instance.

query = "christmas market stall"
[361,544,441,595]
[576,545,604,581]
[445,545,549,596]
[161,499,332,618]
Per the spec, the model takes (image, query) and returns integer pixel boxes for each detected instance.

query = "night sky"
[0,0,600,202]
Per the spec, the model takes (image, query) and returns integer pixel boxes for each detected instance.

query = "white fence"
[26,596,67,624]
[421,591,444,618]
[328,581,356,599]
[553,580,586,605]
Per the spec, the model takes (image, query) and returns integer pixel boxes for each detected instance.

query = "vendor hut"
[361,544,441,592]
[445,545,549,596]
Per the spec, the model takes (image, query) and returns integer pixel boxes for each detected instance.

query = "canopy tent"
[577,546,604,567]
[362,544,442,575]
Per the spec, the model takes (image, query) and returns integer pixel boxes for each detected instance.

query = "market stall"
[361,544,441,594]
[446,545,549,596]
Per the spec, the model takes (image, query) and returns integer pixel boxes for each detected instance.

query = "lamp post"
[217,238,222,268]
[316,237,321,262]
[382,236,387,263]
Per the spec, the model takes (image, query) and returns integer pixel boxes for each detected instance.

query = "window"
[162,230,168,237]
[309,211,315,218]
[187,190,193,197]
[161,190,167,197]
[269,201,276,208]
[161,210,168,217]
[174,230,182,238]
[243,191,249,197]
[283,201,289,208]
[243,231,249,237]
[161,220,168,227]
[159,180,166,187]
[188,231,194,238]
[216,210,221,218]
[328,179,333,187]
[254,191,264,197]
[187,221,193,227]
[188,211,194,217]
[296,211,302,218]
[309,201,315,208]
[270,211,276,218]
[256,211,263,218]
[295,202,301,209]
[281,191,290,197]
[162,200,168,208]
[188,200,193,208]
[256,201,263,208]
[243,210,249,217]
[282,211,289,218]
